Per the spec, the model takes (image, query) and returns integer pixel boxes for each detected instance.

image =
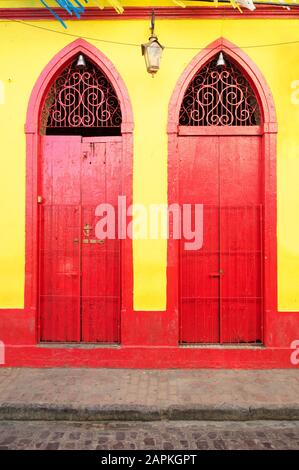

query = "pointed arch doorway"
[25,40,133,344]
[168,39,277,345]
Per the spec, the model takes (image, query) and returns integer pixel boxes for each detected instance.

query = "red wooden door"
[39,136,121,343]
[179,135,262,344]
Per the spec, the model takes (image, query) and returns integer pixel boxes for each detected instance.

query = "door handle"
[57,272,78,276]
[209,270,224,277]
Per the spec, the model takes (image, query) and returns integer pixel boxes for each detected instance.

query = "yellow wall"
[1,15,299,311]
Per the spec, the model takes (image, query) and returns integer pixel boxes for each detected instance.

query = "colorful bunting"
[40,0,257,29]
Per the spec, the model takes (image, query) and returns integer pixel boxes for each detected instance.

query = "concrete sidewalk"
[0,368,298,421]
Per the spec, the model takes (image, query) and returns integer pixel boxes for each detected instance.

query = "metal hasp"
[83,223,91,236]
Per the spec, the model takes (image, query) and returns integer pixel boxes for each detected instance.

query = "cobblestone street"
[0,421,298,450]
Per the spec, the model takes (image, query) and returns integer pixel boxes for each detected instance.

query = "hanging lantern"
[76,54,86,70]
[141,35,164,76]
[141,10,164,76]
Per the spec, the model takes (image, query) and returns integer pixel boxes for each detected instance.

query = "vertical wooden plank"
[178,136,220,343]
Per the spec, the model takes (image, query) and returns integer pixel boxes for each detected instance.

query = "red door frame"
[25,39,134,344]
[167,38,278,347]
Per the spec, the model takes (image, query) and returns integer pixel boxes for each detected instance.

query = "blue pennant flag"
[40,0,89,29]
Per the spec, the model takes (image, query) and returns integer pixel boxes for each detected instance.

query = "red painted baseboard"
[1,344,298,369]
[0,309,36,345]
[1,306,299,367]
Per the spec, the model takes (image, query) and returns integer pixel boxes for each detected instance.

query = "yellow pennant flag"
[92,0,124,14]
[172,0,187,7]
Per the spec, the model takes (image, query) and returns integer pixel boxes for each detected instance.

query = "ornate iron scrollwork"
[179,57,261,126]
[41,57,122,134]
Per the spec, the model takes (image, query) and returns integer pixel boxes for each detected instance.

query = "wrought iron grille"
[179,56,261,126]
[41,57,122,134]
